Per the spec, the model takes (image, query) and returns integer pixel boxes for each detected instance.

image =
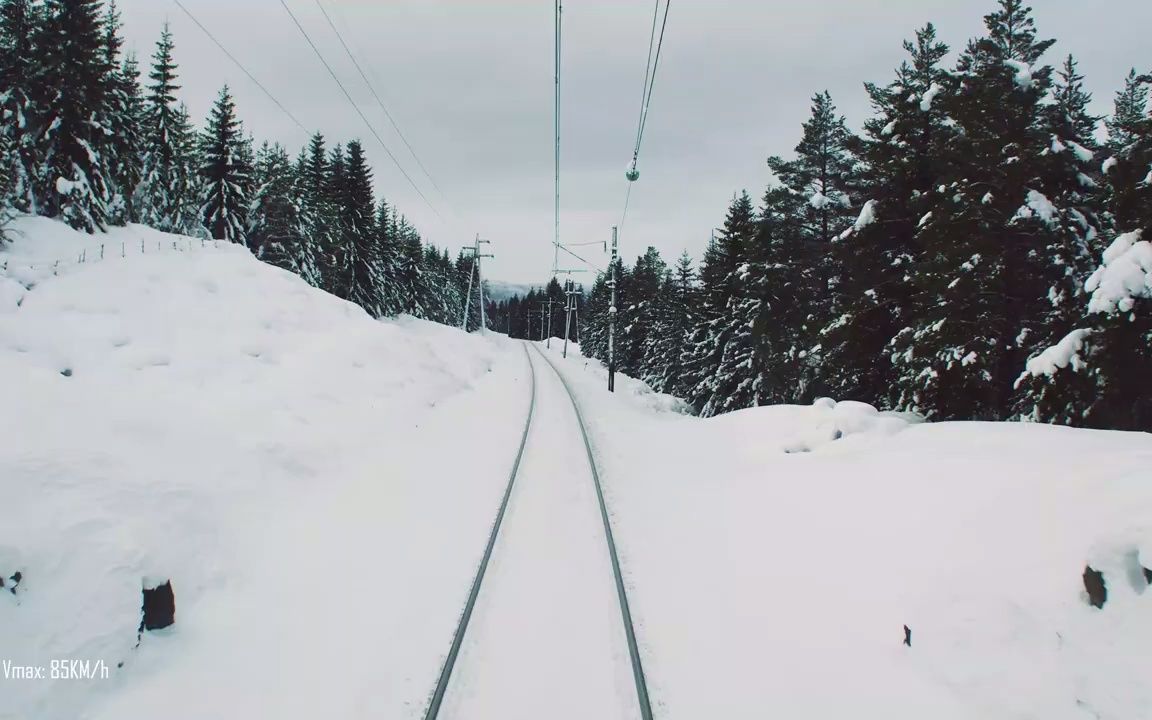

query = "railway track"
[421,341,653,720]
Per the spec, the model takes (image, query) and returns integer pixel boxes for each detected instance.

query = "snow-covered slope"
[0,216,533,719]
[4,215,1151,720]
[542,343,1152,720]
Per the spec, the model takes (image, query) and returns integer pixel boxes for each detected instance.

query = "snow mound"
[1023,328,1092,378]
[704,398,918,454]
[1085,230,1151,314]
[528,325,1152,720]
[0,216,533,720]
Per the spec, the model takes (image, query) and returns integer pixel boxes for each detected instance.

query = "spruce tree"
[342,140,381,315]
[137,25,197,234]
[1106,70,1150,153]
[766,92,862,398]
[198,85,248,243]
[821,24,953,407]
[0,0,41,212]
[681,191,758,413]
[248,142,303,271]
[100,2,143,225]
[32,0,113,231]
[1015,54,1107,422]
[892,0,1059,420]
[1028,71,1152,430]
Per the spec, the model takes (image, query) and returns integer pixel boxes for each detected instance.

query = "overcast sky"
[115,0,1151,283]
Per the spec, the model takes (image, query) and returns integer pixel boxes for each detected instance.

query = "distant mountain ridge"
[485,281,540,302]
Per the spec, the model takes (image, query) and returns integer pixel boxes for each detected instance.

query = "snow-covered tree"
[32,0,113,231]
[198,85,248,243]
[680,191,756,413]
[0,0,41,213]
[248,142,304,272]
[101,2,144,225]
[767,92,862,398]
[137,25,198,234]
[891,0,1062,420]
[821,24,954,406]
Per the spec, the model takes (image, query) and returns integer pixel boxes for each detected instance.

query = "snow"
[437,348,635,719]
[854,199,878,231]
[918,211,932,227]
[1067,141,1095,164]
[1003,59,1034,88]
[1012,189,1059,227]
[1023,328,1093,377]
[809,192,831,209]
[1085,230,1152,314]
[882,119,897,136]
[1,216,537,720]
[6,215,1152,720]
[919,83,942,112]
[1102,157,1118,174]
[540,343,1152,720]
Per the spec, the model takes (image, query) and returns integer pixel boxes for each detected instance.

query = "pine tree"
[681,191,758,413]
[892,0,1059,420]
[1106,69,1150,152]
[296,132,334,288]
[766,92,862,398]
[342,140,380,315]
[1027,71,1152,430]
[642,252,697,394]
[101,2,143,225]
[137,25,197,233]
[198,85,248,243]
[0,0,41,213]
[1015,54,1107,422]
[32,0,113,231]
[248,141,303,272]
[821,24,953,407]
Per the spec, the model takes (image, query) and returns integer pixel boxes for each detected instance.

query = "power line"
[553,0,563,279]
[172,0,308,134]
[312,0,450,206]
[621,0,671,230]
[276,0,441,219]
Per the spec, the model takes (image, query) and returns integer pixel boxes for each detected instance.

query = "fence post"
[100,244,105,260]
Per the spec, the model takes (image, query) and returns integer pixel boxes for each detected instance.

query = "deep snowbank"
[1,216,532,719]
[542,343,1152,720]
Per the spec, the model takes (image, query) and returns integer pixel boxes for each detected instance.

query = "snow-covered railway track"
[421,341,653,720]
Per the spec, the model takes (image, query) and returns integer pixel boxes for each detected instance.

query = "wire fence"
[1,235,226,286]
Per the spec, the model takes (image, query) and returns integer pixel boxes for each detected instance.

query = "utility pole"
[608,226,618,393]
[460,246,476,331]
[460,235,494,333]
[546,295,553,349]
[537,302,549,342]
[562,276,582,359]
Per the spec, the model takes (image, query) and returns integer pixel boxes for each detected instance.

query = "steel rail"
[530,344,654,720]
[421,344,538,720]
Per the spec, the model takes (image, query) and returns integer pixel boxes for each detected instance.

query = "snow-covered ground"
[1,217,533,719]
[4,215,1151,720]
[540,343,1152,720]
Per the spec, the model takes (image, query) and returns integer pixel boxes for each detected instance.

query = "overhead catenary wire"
[620,0,671,231]
[553,0,562,278]
[312,0,450,207]
[171,0,308,134]
[276,0,441,220]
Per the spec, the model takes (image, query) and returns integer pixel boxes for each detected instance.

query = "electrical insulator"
[625,158,640,182]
